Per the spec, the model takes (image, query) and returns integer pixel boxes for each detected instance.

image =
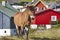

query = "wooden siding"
[0,12,3,29]
[31,9,60,25]
[0,12,10,29]
[3,14,10,29]
[36,2,47,10]
[35,9,60,25]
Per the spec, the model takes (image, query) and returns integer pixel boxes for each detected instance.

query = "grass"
[0,29,60,40]
[0,0,32,3]
[0,0,4,2]
[21,0,32,2]
[52,24,60,29]
[29,29,60,40]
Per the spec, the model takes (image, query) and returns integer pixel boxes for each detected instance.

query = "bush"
[52,24,60,29]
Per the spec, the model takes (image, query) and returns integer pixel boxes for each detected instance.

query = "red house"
[27,0,48,13]
[33,0,48,13]
[31,9,60,25]
[30,9,60,29]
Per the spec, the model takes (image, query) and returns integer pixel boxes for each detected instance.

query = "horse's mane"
[23,6,34,13]
[15,6,34,16]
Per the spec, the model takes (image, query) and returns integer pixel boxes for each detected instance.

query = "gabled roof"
[34,9,60,16]
[27,0,48,8]
[0,2,18,17]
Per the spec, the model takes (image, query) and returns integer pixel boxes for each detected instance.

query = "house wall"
[37,2,47,9]
[35,10,60,25]
[0,12,16,36]
[34,2,48,13]
[0,29,16,36]
[0,12,10,29]
[3,14,10,29]
[0,12,3,29]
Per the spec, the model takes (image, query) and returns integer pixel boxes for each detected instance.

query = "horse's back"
[14,12,22,26]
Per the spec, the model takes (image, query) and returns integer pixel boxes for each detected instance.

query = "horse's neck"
[23,8,30,16]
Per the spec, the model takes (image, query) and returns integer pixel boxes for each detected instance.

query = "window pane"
[51,16,57,21]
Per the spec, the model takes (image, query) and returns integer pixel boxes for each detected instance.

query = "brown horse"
[14,6,34,36]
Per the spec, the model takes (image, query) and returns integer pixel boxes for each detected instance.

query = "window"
[35,7,39,12]
[51,16,57,25]
[41,7,45,10]
[51,16,57,21]
[39,7,45,12]
[56,6,60,9]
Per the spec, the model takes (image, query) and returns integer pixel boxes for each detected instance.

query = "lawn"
[0,0,4,2]
[21,0,32,2]
[29,29,60,40]
[0,29,60,40]
[0,0,32,2]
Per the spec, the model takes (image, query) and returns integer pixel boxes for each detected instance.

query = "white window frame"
[41,7,45,10]
[35,7,39,12]
[51,16,57,21]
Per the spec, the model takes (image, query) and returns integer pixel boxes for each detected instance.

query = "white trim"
[35,7,39,12]
[46,24,51,29]
[0,29,16,36]
[51,16,57,21]
[30,24,37,29]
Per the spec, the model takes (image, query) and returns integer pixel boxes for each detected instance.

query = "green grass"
[0,29,60,40]
[52,24,60,29]
[0,0,4,2]
[29,29,60,40]
[21,0,32,2]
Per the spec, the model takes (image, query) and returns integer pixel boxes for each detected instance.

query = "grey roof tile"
[0,2,18,17]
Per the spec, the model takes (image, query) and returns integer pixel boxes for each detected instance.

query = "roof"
[8,0,32,4]
[34,9,60,16]
[26,0,38,6]
[0,2,18,17]
[27,0,48,8]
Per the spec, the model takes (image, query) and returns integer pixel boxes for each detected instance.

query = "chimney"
[2,1,6,6]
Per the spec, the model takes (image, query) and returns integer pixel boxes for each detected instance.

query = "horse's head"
[28,6,34,16]
[25,6,35,16]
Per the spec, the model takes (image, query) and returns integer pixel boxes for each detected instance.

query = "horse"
[14,6,34,38]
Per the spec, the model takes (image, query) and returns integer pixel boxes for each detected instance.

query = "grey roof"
[31,0,38,4]
[0,2,18,17]
[8,0,20,4]
[27,0,39,6]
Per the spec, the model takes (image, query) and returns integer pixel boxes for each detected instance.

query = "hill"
[0,0,4,2]
[21,0,32,2]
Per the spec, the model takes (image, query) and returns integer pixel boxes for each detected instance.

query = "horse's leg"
[16,25,19,37]
[26,27,29,40]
